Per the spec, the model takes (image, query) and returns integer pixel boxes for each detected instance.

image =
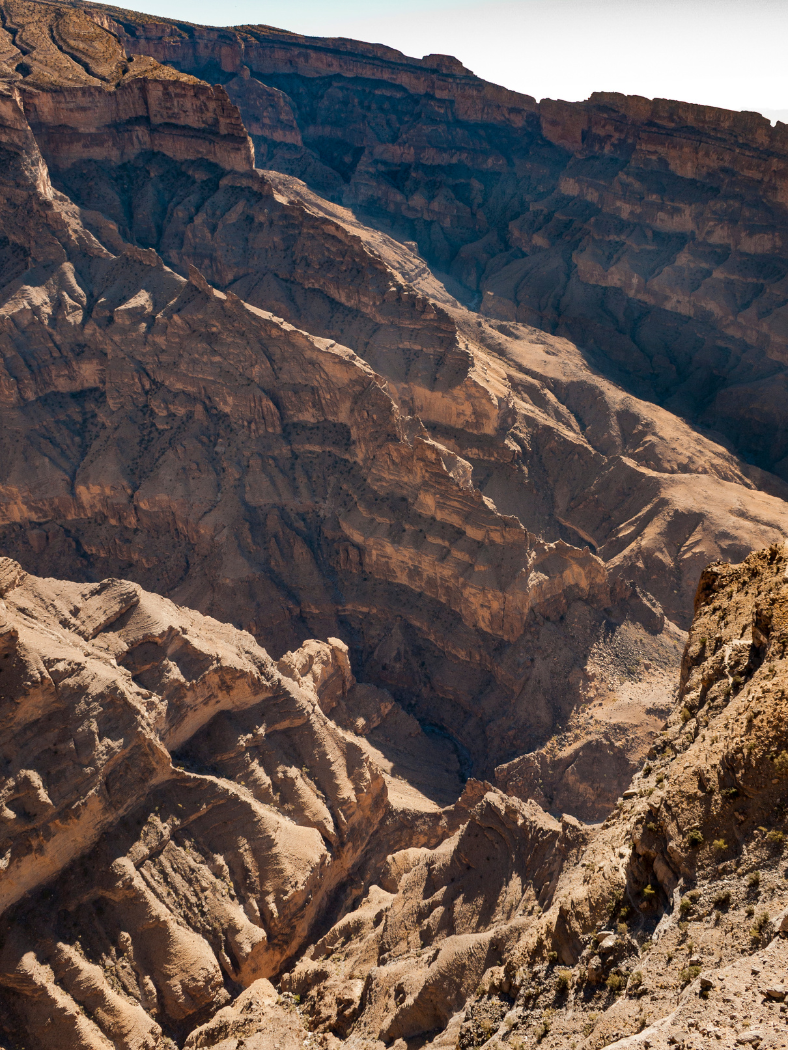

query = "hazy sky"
[122,0,788,122]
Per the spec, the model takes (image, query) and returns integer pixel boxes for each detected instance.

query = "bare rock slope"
[64,0,788,479]
[2,545,788,1050]
[1,0,788,808]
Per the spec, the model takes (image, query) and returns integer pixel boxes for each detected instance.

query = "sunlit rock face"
[2,3,788,1049]
[2,0,788,787]
[86,5,788,478]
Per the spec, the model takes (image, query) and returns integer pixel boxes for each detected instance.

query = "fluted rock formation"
[0,557,383,1043]
[269,543,788,1049]
[1,4,788,1048]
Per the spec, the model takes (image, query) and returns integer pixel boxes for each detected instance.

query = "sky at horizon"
[116,0,788,123]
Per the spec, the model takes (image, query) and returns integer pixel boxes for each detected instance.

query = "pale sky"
[119,0,788,122]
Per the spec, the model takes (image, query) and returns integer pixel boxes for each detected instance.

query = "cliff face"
[2,549,788,1050]
[74,3,788,478]
[1,0,788,794]
[2,9,788,1046]
[0,0,253,169]
[262,547,788,1050]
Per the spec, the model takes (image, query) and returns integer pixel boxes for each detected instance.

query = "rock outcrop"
[267,543,788,1050]
[1,550,788,1049]
[1,9,788,1047]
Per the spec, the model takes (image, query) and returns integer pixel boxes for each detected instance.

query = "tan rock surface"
[275,543,788,1050]
[2,9,788,1049]
[0,558,398,1046]
[73,0,788,479]
[1,12,788,796]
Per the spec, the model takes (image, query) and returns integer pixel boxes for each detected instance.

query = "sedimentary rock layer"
[2,0,788,788]
[73,0,788,477]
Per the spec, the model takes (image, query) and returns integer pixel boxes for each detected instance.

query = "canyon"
[0,1,786,1047]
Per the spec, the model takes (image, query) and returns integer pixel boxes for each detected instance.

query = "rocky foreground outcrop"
[250,549,788,1050]
[1,547,788,1050]
[2,0,788,804]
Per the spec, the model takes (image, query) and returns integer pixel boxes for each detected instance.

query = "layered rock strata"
[3,544,788,1050]
[2,0,788,789]
[262,545,788,1050]
[72,0,788,477]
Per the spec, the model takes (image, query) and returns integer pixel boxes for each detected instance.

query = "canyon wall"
[0,5,787,1048]
[1,0,788,792]
[74,0,788,478]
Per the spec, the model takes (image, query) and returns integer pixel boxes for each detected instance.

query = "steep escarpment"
[0,557,434,1048]
[3,0,788,794]
[73,0,788,478]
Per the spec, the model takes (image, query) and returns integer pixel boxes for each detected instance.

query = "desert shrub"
[628,971,643,992]
[767,830,785,848]
[712,889,730,909]
[646,821,660,833]
[712,838,728,854]
[555,969,572,993]
[687,829,704,847]
[774,751,788,776]
[680,707,692,724]
[679,965,701,985]
[547,950,558,964]
[745,904,755,917]
[679,897,694,916]
[616,922,628,936]
[747,870,760,888]
[535,1009,554,1042]
[606,972,626,993]
[642,884,656,899]
[750,911,770,942]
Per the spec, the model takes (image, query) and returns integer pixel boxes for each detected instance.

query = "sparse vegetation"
[712,838,727,854]
[584,1012,600,1037]
[606,972,626,993]
[679,965,701,985]
[750,911,770,942]
[747,870,760,889]
[687,829,704,847]
[680,707,692,724]
[555,969,572,993]
[766,829,785,848]
[712,889,730,909]
[535,1009,554,1042]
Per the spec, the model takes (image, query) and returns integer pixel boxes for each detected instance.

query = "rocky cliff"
[2,0,788,805]
[1,5,788,1047]
[1,546,788,1050]
[67,0,788,479]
